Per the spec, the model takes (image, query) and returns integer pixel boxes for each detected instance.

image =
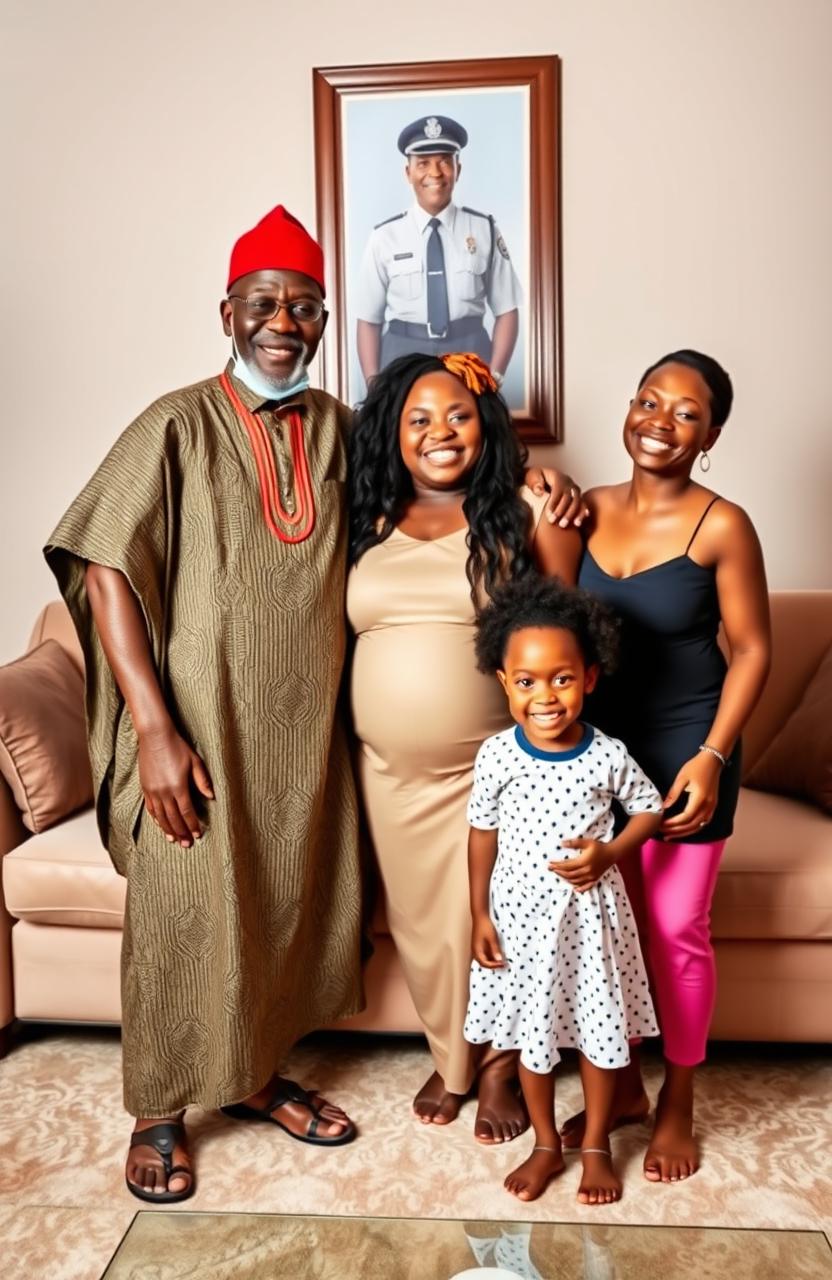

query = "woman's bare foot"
[413,1071,465,1125]
[126,1114,192,1198]
[504,1143,565,1201]
[243,1074,353,1139]
[578,1148,622,1205]
[561,1058,648,1150]
[475,1056,529,1144]
[644,1072,698,1182]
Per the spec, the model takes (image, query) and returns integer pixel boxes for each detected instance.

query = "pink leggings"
[621,837,726,1067]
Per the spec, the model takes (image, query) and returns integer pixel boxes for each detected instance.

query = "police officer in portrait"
[355,115,522,388]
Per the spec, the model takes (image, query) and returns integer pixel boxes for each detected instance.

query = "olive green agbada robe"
[45,364,363,1116]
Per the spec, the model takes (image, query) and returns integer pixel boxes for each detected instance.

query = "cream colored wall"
[2,0,831,659]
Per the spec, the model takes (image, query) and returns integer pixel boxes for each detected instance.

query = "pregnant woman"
[565,349,771,1183]
[347,352,581,1142]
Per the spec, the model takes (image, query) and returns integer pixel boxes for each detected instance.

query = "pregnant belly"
[351,624,509,773]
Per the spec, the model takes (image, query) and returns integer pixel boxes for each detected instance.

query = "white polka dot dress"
[463,723,661,1073]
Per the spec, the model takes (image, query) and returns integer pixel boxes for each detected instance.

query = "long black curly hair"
[348,353,533,603]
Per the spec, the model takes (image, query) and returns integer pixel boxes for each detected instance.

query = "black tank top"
[578,497,740,842]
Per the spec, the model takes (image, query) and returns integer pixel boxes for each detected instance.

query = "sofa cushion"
[3,807,125,929]
[711,787,832,941]
[27,600,84,673]
[745,642,832,814]
[0,640,93,833]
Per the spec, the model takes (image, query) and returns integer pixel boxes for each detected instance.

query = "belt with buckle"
[387,318,486,342]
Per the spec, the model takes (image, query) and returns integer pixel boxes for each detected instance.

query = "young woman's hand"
[524,467,590,528]
[471,914,505,968]
[549,839,616,892]
[660,750,722,838]
[138,724,214,847]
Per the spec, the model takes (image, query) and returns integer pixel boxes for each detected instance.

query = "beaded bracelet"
[699,743,727,767]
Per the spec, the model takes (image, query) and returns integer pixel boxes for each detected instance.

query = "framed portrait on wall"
[313,55,562,442]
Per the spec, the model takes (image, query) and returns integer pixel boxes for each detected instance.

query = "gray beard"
[242,346,309,393]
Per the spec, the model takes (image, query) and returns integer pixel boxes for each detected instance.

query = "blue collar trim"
[514,722,594,762]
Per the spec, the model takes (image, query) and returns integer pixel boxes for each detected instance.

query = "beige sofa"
[1,592,831,1051]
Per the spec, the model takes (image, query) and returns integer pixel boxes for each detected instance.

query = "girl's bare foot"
[578,1148,621,1205]
[561,1057,648,1150]
[561,1094,650,1149]
[504,1143,565,1201]
[413,1071,465,1125]
[475,1055,529,1144]
[644,1076,698,1182]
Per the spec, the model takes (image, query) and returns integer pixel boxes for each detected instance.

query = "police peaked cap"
[398,116,468,156]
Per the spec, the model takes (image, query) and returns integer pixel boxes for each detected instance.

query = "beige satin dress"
[347,489,546,1093]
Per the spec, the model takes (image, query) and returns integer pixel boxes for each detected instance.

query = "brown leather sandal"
[221,1079,356,1146]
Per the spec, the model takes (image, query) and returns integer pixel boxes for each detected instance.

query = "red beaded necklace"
[219,370,316,544]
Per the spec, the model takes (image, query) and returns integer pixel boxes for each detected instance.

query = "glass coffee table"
[103,1213,832,1278]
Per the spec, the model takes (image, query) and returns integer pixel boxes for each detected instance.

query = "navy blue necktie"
[426,217,450,337]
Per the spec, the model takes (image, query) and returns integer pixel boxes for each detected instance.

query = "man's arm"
[85,563,213,847]
[355,230,389,383]
[485,217,522,377]
[490,309,519,379]
[356,319,383,383]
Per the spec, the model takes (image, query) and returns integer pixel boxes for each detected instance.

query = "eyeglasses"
[227,295,325,323]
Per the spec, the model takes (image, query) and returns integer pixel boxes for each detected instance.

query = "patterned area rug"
[0,1030,830,1279]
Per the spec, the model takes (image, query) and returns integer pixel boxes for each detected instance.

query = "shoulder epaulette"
[461,206,493,222]
[374,211,407,230]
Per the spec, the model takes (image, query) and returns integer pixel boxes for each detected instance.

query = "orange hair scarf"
[439,351,498,396]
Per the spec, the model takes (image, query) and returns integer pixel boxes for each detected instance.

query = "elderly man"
[45,206,363,1201]
[46,205,582,1199]
[356,115,522,386]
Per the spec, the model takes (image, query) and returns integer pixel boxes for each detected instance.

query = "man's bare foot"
[126,1114,192,1198]
[413,1071,465,1125]
[504,1143,565,1201]
[242,1074,353,1140]
[644,1081,698,1182]
[475,1057,529,1144]
[578,1149,622,1205]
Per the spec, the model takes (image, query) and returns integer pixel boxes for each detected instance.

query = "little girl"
[464,576,663,1205]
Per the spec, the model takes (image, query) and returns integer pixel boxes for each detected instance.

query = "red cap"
[227,205,325,295]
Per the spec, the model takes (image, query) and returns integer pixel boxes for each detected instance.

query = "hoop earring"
[699,451,711,473]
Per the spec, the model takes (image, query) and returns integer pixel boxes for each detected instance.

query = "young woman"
[347,352,581,1143]
[564,349,771,1183]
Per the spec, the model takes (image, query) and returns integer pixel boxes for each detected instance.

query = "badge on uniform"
[424,116,442,140]
[497,235,510,259]
[465,236,476,254]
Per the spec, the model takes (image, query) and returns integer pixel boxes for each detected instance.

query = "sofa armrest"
[0,774,28,1031]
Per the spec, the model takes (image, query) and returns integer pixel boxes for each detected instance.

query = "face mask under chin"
[230,334,311,402]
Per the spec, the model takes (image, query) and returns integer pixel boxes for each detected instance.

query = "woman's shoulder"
[697,489,753,527]
[584,483,628,514]
[518,484,583,581]
[691,489,760,554]
[517,483,548,529]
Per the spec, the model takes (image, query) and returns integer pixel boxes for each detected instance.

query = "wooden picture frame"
[313,55,562,442]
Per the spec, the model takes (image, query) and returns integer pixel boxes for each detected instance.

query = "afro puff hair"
[474,576,620,676]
